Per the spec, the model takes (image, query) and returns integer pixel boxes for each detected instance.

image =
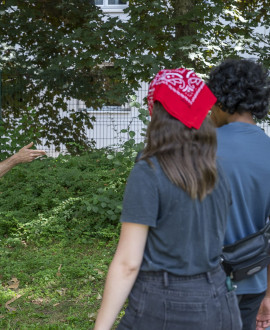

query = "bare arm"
[256,266,270,329]
[0,142,46,178]
[94,222,149,330]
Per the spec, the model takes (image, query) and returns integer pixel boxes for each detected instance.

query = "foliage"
[0,107,149,326]
[0,102,149,325]
[0,93,149,243]
[0,0,130,152]
[0,0,269,154]
[115,0,269,84]
[0,150,131,242]
[104,96,148,187]
[20,193,122,244]
[0,134,147,326]
[0,107,43,160]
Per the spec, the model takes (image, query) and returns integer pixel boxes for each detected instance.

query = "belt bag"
[221,221,270,282]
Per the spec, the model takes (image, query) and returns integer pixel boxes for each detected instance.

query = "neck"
[227,112,256,125]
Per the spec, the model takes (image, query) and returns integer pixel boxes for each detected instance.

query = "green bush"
[0,99,149,244]
[0,149,132,243]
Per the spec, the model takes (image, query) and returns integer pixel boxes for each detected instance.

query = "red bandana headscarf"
[147,68,217,129]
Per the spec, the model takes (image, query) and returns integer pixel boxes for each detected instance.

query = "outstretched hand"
[15,142,46,164]
[256,297,270,330]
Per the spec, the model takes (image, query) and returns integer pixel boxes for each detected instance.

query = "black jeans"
[117,265,242,330]
[238,292,266,330]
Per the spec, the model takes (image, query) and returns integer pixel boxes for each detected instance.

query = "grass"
[0,238,120,329]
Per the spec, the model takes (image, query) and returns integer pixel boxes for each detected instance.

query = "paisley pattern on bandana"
[146,67,217,129]
[147,69,205,116]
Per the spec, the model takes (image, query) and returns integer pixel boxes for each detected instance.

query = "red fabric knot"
[147,68,217,129]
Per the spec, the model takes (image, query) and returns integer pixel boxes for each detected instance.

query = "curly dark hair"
[207,59,270,119]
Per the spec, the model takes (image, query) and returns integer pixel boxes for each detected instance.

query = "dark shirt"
[217,122,270,294]
[120,157,231,276]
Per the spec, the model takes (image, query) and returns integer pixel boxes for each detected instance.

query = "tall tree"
[0,0,268,155]
[115,0,269,82]
[0,0,130,154]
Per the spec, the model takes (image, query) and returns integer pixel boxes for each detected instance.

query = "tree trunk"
[171,0,197,67]
[173,0,196,38]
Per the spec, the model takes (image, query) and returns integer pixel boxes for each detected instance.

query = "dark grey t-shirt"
[120,157,231,276]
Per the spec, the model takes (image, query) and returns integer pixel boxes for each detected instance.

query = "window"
[95,0,128,6]
[108,0,127,4]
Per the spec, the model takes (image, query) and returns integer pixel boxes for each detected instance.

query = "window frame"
[95,0,128,10]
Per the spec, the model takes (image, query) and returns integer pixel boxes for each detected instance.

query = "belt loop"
[206,271,213,284]
[163,271,169,287]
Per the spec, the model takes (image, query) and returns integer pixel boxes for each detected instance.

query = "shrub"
[0,150,130,242]
[0,99,149,244]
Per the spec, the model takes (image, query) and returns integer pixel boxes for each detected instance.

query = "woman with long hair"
[94,68,242,329]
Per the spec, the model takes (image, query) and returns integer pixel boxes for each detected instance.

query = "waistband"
[137,265,223,287]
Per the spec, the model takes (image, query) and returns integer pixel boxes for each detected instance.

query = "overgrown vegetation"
[0,149,130,242]
[0,96,149,328]
[0,144,145,328]
[1,0,269,153]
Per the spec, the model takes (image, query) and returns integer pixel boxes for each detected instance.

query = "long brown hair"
[141,101,217,200]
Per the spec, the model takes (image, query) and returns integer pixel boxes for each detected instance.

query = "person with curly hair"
[94,68,242,329]
[207,59,270,330]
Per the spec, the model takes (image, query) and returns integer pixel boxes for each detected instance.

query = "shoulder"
[128,157,159,184]
[217,123,270,149]
[133,157,159,174]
